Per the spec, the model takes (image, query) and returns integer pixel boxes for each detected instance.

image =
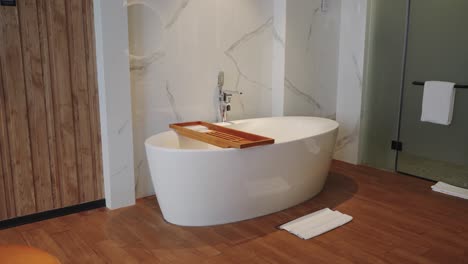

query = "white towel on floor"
[432,182,468,200]
[421,81,456,125]
[279,208,352,240]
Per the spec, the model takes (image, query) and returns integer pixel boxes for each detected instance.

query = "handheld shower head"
[218,71,224,88]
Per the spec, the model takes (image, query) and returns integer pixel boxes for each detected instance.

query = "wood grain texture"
[17,0,54,213]
[0,0,103,220]
[45,0,80,207]
[0,128,6,220]
[0,63,9,220]
[0,60,15,218]
[83,0,104,200]
[1,161,467,264]
[0,5,37,216]
[65,0,95,203]
[37,0,61,209]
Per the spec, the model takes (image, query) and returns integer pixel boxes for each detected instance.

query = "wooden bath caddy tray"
[169,121,274,149]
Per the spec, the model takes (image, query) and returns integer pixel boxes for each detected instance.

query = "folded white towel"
[421,81,456,125]
[280,208,352,240]
[432,182,468,200]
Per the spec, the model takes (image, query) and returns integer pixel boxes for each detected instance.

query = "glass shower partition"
[396,0,468,188]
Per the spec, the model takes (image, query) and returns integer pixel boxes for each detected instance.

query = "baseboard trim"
[0,199,106,230]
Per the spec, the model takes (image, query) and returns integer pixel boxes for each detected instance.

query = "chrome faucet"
[218,71,242,122]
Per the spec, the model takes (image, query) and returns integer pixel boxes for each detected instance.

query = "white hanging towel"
[421,81,456,125]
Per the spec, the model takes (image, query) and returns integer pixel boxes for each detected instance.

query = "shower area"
[361,0,468,188]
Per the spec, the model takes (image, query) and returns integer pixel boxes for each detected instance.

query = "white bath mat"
[279,208,352,240]
[432,182,468,200]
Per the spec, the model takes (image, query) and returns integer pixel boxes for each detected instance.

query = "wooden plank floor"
[1,160,467,263]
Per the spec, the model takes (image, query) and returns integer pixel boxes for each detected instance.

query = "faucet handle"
[223,93,232,103]
[222,90,242,104]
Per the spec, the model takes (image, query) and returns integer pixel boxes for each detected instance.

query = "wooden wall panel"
[66,0,95,203]
[0,64,8,220]
[83,0,104,200]
[44,0,80,207]
[37,0,61,209]
[0,0,104,220]
[0,6,37,216]
[17,0,54,212]
[0,155,7,220]
[0,62,15,218]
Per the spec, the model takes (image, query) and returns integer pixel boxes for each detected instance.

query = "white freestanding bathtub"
[145,116,339,226]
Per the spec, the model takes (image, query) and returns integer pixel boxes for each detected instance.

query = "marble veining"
[352,54,363,89]
[305,8,321,51]
[129,51,165,71]
[284,77,322,112]
[334,123,359,152]
[165,0,190,29]
[272,26,285,48]
[134,159,144,193]
[284,0,341,118]
[223,16,275,114]
[334,52,363,156]
[165,81,182,122]
[118,120,130,135]
[224,17,274,92]
[335,0,367,163]
[111,165,129,177]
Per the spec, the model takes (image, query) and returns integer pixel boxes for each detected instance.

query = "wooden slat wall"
[0,61,16,219]
[0,5,37,217]
[66,0,95,203]
[83,0,104,200]
[17,0,54,212]
[0,63,8,220]
[0,0,103,220]
[36,0,60,209]
[45,0,80,207]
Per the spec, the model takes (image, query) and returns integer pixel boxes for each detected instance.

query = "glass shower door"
[397,0,468,188]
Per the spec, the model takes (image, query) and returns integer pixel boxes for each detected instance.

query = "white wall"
[283,0,368,164]
[284,0,341,119]
[335,0,368,164]
[127,0,277,197]
[272,0,286,117]
[94,0,135,209]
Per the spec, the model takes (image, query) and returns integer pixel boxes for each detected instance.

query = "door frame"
[394,0,411,172]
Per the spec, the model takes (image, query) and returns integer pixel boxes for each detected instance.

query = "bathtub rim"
[145,116,339,153]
